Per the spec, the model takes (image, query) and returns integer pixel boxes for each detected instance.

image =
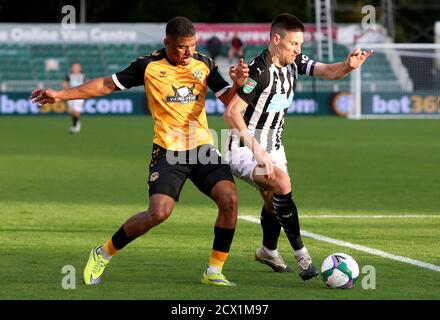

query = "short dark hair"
[270,13,304,37]
[166,16,195,38]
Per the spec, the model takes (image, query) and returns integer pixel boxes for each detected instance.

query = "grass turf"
[0,116,439,299]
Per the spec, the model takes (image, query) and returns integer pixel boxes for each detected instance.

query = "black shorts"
[147,144,235,201]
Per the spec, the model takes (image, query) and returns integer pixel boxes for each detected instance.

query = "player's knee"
[217,191,238,217]
[148,207,172,223]
[274,174,291,195]
[223,191,238,210]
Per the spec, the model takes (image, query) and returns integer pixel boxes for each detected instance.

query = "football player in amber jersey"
[31,16,249,287]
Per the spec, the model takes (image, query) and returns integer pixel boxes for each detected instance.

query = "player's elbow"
[102,77,117,94]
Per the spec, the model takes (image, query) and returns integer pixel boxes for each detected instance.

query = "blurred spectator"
[206,35,223,62]
[228,33,245,63]
[63,62,86,134]
[45,58,60,72]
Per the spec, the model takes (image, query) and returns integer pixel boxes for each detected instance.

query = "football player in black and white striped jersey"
[224,13,372,280]
[64,63,86,134]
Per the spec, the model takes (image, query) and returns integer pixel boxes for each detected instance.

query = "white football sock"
[262,246,279,258]
[97,246,112,260]
[207,266,220,275]
[294,246,308,258]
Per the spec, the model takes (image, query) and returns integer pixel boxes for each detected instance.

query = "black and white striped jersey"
[65,73,86,88]
[227,49,316,153]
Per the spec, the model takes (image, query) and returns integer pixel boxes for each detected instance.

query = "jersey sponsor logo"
[243,78,257,94]
[192,69,203,80]
[159,71,167,78]
[166,84,199,104]
[266,93,294,112]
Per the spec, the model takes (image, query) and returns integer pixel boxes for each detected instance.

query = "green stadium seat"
[0,42,403,90]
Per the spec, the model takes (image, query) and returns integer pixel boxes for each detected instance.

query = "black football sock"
[111,225,134,250]
[213,226,235,253]
[273,192,304,251]
[72,115,79,127]
[260,205,281,250]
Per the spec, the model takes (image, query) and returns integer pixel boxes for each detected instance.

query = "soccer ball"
[321,253,359,289]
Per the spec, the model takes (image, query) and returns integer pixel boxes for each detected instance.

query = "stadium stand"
[0,42,404,92]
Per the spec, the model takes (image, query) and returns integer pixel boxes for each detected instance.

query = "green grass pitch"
[0,115,439,299]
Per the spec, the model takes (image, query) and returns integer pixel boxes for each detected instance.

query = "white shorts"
[225,145,288,188]
[67,99,85,113]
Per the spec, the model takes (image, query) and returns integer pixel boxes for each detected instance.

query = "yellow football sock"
[103,239,118,256]
[208,250,229,273]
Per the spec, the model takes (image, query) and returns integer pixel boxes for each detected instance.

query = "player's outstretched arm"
[313,48,373,81]
[30,76,116,105]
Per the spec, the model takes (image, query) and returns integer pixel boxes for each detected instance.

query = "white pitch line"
[298,214,440,219]
[239,215,440,273]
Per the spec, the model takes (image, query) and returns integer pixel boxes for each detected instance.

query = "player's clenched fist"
[30,88,61,105]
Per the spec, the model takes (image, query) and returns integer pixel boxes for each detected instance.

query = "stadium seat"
[0,42,405,92]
